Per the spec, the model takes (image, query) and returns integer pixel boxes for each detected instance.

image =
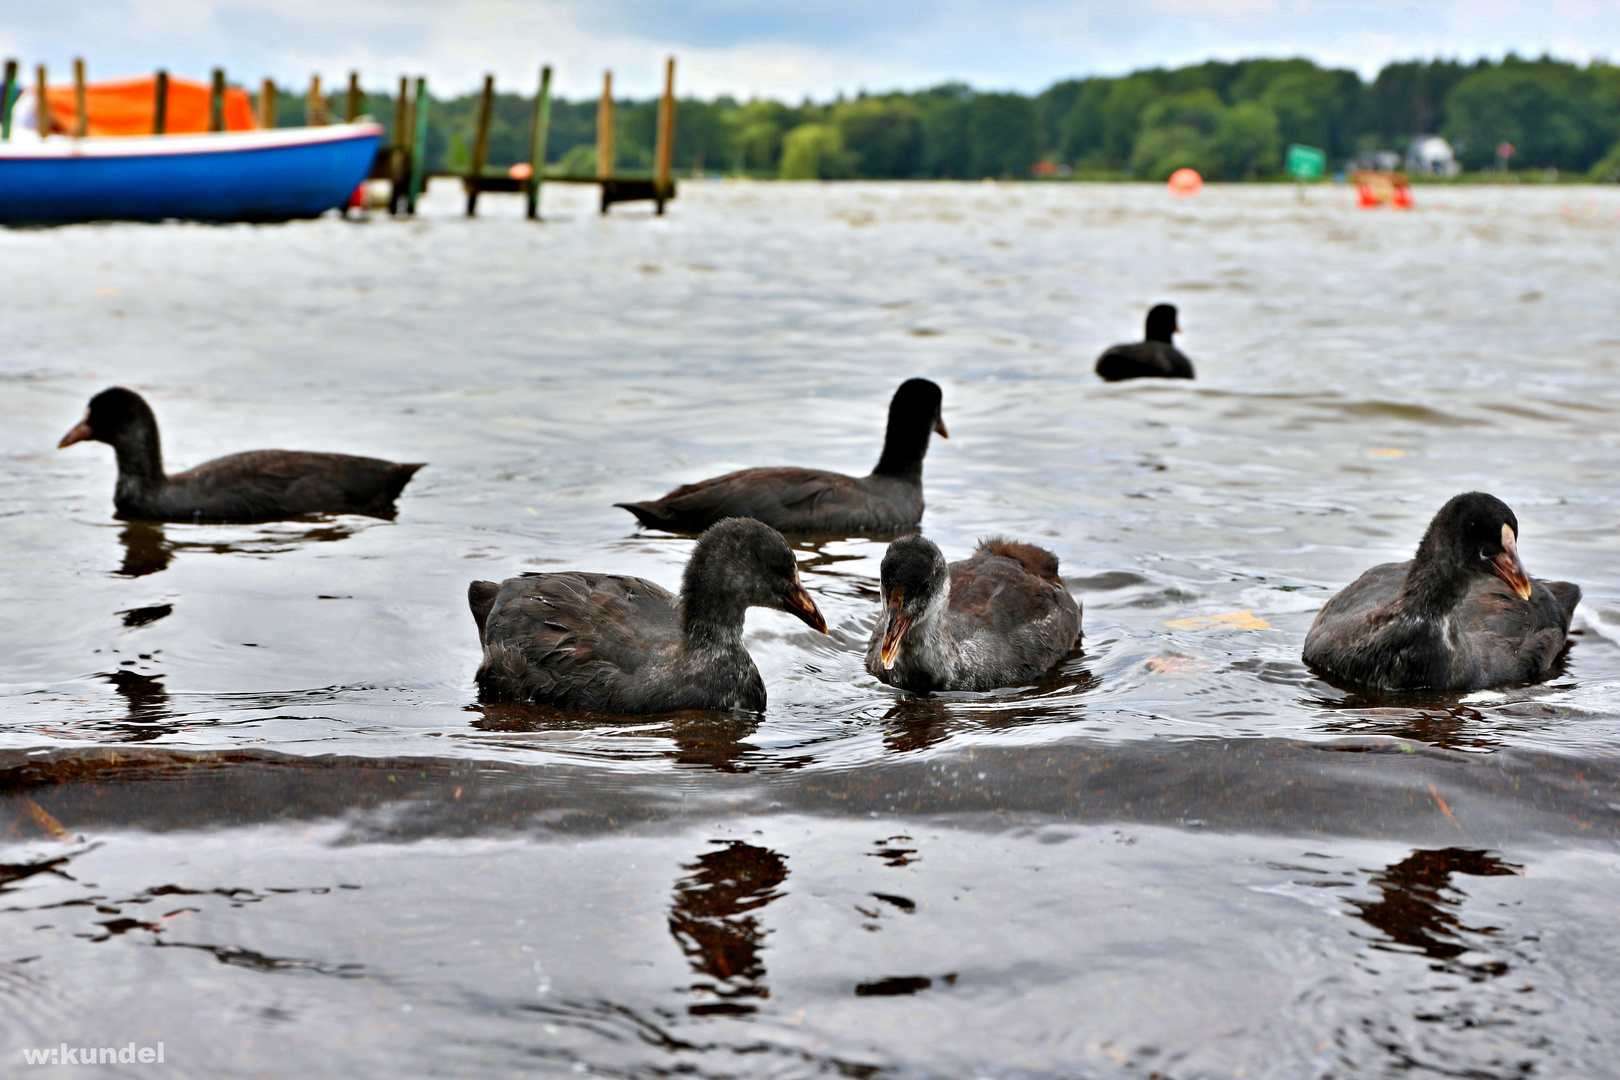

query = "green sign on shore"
[1285,144,1326,181]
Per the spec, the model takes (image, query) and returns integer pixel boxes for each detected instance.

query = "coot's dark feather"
[1095,304,1195,381]
[472,518,827,714]
[866,534,1081,692]
[59,387,423,523]
[1302,492,1579,692]
[615,378,946,536]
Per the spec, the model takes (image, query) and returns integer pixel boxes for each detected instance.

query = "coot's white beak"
[880,589,910,670]
[1491,524,1534,602]
[59,411,93,448]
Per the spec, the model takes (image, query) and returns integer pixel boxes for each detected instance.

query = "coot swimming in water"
[866,534,1081,692]
[1302,492,1580,692]
[1095,304,1195,381]
[614,378,947,536]
[59,387,423,523]
[470,517,828,714]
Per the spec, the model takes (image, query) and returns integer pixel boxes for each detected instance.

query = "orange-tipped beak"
[785,577,828,634]
[58,413,93,449]
[934,416,948,439]
[879,591,911,669]
[1491,525,1534,602]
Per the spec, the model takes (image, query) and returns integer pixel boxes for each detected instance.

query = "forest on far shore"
[280,53,1620,183]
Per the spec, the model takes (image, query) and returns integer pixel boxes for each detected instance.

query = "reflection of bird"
[615,379,947,536]
[667,841,788,1014]
[59,387,423,523]
[1348,847,1518,966]
[469,518,827,713]
[1095,304,1195,381]
[1303,492,1579,692]
[867,535,1081,692]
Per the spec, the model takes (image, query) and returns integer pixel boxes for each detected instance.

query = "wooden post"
[407,77,428,214]
[389,75,409,214]
[525,65,552,220]
[307,74,324,125]
[73,58,88,138]
[1,60,16,140]
[258,78,275,130]
[346,71,361,122]
[596,70,614,180]
[597,70,614,213]
[152,69,167,136]
[653,57,676,214]
[466,74,494,217]
[34,64,47,138]
[209,68,225,132]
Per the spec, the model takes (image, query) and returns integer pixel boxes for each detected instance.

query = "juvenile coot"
[59,387,423,523]
[470,517,828,714]
[1095,304,1195,381]
[1302,492,1580,692]
[614,378,947,536]
[866,534,1081,692]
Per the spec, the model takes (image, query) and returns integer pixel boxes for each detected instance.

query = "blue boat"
[0,123,382,224]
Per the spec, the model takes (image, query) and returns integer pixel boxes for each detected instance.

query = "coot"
[1302,492,1580,692]
[59,387,423,523]
[615,378,947,536]
[470,517,828,713]
[1095,304,1195,381]
[866,534,1081,692]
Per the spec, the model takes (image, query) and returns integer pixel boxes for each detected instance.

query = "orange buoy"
[509,162,533,180]
[1168,168,1203,196]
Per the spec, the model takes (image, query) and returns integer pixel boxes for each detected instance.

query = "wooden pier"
[457,58,678,218]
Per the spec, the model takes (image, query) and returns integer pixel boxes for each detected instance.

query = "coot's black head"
[59,387,156,449]
[1144,304,1179,343]
[1416,492,1532,600]
[682,517,827,633]
[873,378,947,477]
[876,534,949,669]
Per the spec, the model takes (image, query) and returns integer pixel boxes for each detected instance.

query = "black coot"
[59,387,423,523]
[1302,492,1580,692]
[866,534,1081,692]
[1095,304,1195,381]
[470,517,829,714]
[614,378,947,536]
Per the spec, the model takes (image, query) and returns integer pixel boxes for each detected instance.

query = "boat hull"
[0,124,382,224]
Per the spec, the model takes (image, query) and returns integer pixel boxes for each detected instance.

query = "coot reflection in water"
[1349,848,1521,974]
[115,520,360,577]
[668,841,789,1015]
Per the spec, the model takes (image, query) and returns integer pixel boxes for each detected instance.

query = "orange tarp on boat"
[42,75,258,136]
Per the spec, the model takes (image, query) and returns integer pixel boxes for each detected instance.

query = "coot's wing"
[1164,345,1196,379]
[1096,342,1187,381]
[164,451,423,521]
[944,549,1081,687]
[476,572,680,706]
[1452,575,1577,687]
[1301,561,1413,683]
[616,467,870,533]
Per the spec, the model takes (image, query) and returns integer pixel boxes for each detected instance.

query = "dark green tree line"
[280,52,1620,181]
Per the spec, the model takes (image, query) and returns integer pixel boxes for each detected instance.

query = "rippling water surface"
[4,180,1620,1078]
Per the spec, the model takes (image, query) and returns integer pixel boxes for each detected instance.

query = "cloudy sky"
[1,1,1614,101]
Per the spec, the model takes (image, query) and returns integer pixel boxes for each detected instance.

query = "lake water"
[3,179,1620,1078]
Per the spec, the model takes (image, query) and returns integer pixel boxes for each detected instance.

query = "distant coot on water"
[614,378,947,536]
[1095,304,1195,381]
[470,517,828,714]
[1302,492,1580,692]
[866,534,1081,692]
[59,387,423,523]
